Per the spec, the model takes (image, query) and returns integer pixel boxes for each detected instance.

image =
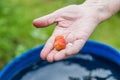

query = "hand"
[33,4,109,62]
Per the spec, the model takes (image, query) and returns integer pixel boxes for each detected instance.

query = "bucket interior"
[12,52,120,80]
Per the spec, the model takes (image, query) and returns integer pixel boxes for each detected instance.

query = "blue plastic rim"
[0,40,120,80]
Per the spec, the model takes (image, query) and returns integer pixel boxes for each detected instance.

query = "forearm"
[83,0,120,21]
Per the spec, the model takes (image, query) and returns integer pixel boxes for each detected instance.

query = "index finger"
[40,36,55,60]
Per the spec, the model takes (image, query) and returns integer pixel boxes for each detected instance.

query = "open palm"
[33,5,99,62]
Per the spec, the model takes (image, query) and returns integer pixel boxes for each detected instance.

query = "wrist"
[82,0,120,22]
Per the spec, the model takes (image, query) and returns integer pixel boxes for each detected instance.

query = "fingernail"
[32,20,40,28]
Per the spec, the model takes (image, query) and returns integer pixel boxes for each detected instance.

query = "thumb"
[33,12,58,28]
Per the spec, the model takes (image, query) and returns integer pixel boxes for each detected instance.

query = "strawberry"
[54,35,66,51]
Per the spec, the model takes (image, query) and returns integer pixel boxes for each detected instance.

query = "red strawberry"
[54,36,66,51]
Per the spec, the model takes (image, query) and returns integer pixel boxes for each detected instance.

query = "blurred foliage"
[0,0,120,70]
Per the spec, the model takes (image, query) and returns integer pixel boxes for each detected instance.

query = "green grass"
[91,14,120,48]
[0,0,120,70]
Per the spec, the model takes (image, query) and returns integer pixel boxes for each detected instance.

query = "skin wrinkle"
[56,13,80,28]
[57,20,73,28]
[60,12,80,20]
[53,27,68,36]
[47,14,57,25]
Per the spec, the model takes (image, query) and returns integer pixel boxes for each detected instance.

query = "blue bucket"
[0,40,120,80]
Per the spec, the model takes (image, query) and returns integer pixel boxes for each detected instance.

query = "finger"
[33,12,58,28]
[54,49,68,61]
[66,39,85,56]
[46,49,58,62]
[40,36,55,60]
[41,28,68,61]
[66,19,98,55]
[53,39,85,61]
